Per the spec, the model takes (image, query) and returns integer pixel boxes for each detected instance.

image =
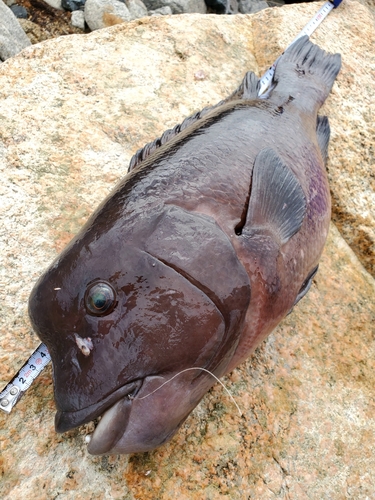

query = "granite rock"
[0,0,31,60]
[84,0,132,30]
[0,2,375,498]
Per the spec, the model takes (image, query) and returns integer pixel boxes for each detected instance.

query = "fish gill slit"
[234,170,253,236]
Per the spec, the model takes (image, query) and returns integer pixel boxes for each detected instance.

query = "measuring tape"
[258,0,342,95]
[0,343,50,413]
[0,0,342,415]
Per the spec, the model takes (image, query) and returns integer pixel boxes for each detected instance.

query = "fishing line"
[136,367,243,417]
[0,0,342,414]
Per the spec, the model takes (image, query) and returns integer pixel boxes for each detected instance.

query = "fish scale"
[1,0,342,422]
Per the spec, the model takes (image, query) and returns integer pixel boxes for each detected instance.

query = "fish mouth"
[55,379,143,433]
[56,371,216,455]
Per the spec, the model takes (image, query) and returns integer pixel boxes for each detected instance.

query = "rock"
[0,0,31,60]
[125,0,148,19]
[149,5,172,15]
[143,0,207,14]
[9,3,28,18]
[84,0,132,30]
[43,0,63,9]
[0,2,374,497]
[239,0,269,14]
[205,0,239,14]
[205,0,231,14]
[71,9,86,28]
[62,0,86,11]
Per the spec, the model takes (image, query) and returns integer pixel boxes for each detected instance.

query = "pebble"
[71,9,86,28]
[9,4,28,18]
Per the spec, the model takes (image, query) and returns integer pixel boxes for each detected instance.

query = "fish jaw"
[87,373,214,455]
[55,379,143,433]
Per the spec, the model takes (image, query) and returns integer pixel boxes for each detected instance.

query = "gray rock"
[84,0,132,31]
[143,0,206,14]
[71,9,86,29]
[0,0,31,61]
[149,5,172,14]
[124,0,148,19]
[62,0,85,11]
[9,4,28,18]
[239,0,268,13]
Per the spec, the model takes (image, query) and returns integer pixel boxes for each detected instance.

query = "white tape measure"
[0,0,342,415]
[0,343,51,413]
[258,0,342,95]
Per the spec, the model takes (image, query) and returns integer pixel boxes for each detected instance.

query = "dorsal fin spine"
[128,71,260,172]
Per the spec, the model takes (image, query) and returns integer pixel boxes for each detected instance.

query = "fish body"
[28,37,341,455]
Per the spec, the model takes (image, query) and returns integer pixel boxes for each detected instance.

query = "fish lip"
[55,379,143,433]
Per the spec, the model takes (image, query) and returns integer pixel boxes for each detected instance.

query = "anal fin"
[241,148,306,245]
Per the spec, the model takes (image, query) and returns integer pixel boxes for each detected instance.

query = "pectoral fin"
[240,148,306,245]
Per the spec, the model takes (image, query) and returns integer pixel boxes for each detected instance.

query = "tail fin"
[273,36,341,106]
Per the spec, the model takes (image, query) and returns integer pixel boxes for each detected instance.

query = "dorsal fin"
[243,148,306,245]
[128,71,260,172]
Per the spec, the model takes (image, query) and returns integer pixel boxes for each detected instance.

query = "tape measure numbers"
[0,0,342,415]
[0,343,50,413]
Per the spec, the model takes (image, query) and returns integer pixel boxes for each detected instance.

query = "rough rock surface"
[0,2,374,498]
[0,0,31,60]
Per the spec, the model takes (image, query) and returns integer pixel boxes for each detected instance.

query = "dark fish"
[28,36,341,455]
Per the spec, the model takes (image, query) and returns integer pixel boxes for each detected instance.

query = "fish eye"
[85,281,117,316]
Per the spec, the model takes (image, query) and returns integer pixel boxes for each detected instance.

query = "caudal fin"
[274,36,341,106]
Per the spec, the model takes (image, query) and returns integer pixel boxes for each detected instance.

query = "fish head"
[28,220,230,454]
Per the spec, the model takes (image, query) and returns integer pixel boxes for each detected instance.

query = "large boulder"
[0,0,31,61]
[1,1,374,498]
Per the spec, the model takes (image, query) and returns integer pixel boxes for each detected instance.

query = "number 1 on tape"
[0,0,342,415]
